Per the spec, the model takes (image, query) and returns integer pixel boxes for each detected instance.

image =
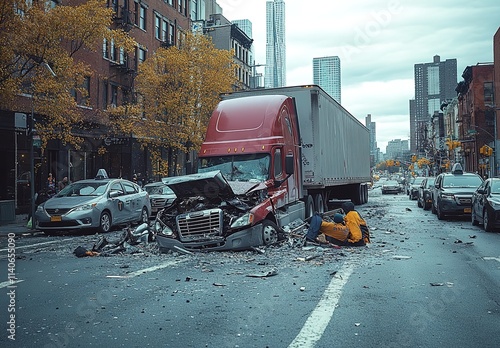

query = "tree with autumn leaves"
[0,0,135,150]
[110,32,237,176]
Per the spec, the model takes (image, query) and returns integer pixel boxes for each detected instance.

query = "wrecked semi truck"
[155,85,370,252]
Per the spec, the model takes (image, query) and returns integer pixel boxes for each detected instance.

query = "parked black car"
[417,177,435,210]
[408,176,426,200]
[431,163,483,220]
[471,177,500,231]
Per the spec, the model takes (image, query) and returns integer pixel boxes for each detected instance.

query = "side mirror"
[109,191,120,198]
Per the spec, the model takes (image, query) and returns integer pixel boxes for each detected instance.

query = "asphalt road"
[1,186,499,347]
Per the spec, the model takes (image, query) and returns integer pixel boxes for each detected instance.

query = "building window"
[155,13,161,40]
[178,0,182,13]
[110,39,116,61]
[82,77,90,106]
[484,82,494,104]
[103,39,109,59]
[111,84,118,107]
[137,47,146,69]
[169,23,175,45]
[162,19,168,42]
[103,81,108,109]
[135,2,146,30]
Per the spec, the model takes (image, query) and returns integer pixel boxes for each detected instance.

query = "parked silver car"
[35,170,151,234]
[143,181,177,214]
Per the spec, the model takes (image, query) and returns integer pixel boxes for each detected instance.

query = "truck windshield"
[198,154,270,182]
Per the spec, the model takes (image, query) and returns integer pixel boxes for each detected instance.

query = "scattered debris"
[299,286,306,291]
[392,255,411,260]
[469,235,477,239]
[354,323,361,327]
[430,282,444,286]
[213,283,226,287]
[73,246,99,258]
[246,269,278,278]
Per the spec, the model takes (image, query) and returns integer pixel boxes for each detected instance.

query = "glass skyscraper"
[313,56,341,103]
[265,0,286,88]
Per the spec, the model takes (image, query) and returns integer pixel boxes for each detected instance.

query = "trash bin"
[0,200,16,225]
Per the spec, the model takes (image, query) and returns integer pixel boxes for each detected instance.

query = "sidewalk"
[0,214,37,236]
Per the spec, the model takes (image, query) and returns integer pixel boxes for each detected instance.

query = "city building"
[410,55,457,155]
[365,114,378,167]
[202,13,253,89]
[232,19,263,88]
[313,56,341,103]
[265,0,286,88]
[455,63,495,177]
[385,139,409,161]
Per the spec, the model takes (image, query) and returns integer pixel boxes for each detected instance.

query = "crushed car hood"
[161,170,235,199]
[161,171,267,200]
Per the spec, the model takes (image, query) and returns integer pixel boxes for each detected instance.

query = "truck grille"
[455,196,471,205]
[176,209,223,240]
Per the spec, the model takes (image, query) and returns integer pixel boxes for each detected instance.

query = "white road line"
[0,239,72,253]
[483,256,500,263]
[0,280,24,289]
[288,263,354,348]
[106,259,184,279]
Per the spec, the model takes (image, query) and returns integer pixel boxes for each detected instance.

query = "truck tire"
[306,195,315,219]
[261,220,280,245]
[363,184,368,204]
[314,194,325,214]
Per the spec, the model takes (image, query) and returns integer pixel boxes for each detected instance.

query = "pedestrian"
[47,173,56,197]
[58,176,69,191]
[341,201,370,245]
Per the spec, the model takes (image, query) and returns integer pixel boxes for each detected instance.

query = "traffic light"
[487,146,493,156]
[411,155,417,162]
[480,145,486,155]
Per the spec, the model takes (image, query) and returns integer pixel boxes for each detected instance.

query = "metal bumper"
[156,224,264,252]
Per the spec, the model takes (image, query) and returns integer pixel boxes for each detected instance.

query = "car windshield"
[425,178,435,187]
[442,175,483,188]
[145,185,174,195]
[384,180,399,186]
[412,177,425,185]
[55,181,109,197]
[198,154,270,182]
[490,181,500,193]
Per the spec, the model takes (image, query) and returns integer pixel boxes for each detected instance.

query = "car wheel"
[423,200,431,210]
[471,208,479,226]
[261,220,280,245]
[139,207,149,225]
[431,201,437,214]
[417,198,423,208]
[99,211,112,233]
[436,204,445,220]
[483,210,494,232]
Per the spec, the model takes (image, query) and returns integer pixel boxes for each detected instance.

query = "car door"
[474,180,489,220]
[122,181,142,222]
[108,181,130,225]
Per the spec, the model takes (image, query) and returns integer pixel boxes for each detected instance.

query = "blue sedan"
[35,170,151,234]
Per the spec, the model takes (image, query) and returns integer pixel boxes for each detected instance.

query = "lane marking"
[0,280,24,289]
[106,259,184,279]
[289,263,354,348]
[483,256,500,263]
[0,239,72,253]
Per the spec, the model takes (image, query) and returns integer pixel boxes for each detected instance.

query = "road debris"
[392,255,411,260]
[246,269,278,278]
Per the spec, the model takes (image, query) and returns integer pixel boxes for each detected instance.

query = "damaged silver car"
[154,170,283,252]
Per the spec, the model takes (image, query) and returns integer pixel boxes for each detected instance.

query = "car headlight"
[441,193,455,201]
[72,203,97,212]
[230,212,254,228]
[155,221,173,236]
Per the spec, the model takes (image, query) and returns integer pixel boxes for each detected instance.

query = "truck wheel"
[261,220,280,245]
[306,195,315,219]
[314,194,325,214]
[363,184,368,204]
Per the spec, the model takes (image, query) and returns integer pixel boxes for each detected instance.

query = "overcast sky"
[219,0,500,152]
